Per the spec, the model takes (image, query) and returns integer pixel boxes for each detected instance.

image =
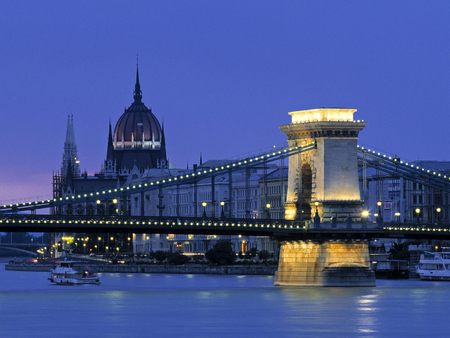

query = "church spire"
[106,121,114,161]
[65,114,76,146]
[62,114,80,180]
[133,63,142,103]
[160,122,167,163]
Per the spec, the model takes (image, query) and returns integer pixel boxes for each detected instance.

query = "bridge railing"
[0,213,305,226]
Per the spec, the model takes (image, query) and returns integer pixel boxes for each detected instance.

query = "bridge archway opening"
[300,163,312,220]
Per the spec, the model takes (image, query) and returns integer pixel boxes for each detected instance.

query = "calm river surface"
[0,263,449,337]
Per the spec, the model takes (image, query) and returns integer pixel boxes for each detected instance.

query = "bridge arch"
[299,163,312,220]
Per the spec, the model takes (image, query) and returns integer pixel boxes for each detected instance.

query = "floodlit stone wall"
[274,240,375,287]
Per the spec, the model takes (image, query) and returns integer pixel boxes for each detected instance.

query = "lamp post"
[220,201,225,219]
[394,211,401,223]
[376,201,383,225]
[112,198,118,215]
[361,210,369,224]
[436,207,442,224]
[201,201,207,218]
[96,199,103,216]
[415,208,421,224]
[313,202,320,228]
[265,203,271,220]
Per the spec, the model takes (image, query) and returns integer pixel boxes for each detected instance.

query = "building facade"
[364,162,450,224]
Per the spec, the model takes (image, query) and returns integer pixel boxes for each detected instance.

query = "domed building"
[105,67,167,172]
[55,66,170,201]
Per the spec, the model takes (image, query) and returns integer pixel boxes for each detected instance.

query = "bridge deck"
[1,215,450,240]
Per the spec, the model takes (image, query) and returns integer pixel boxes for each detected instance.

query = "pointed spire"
[133,62,142,103]
[199,152,203,166]
[62,114,80,179]
[106,121,114,161]
[65,114,76,145]
[160,122,167,161]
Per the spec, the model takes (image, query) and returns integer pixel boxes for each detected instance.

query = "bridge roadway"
[1,215,450,240]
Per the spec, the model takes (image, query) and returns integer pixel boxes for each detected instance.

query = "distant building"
[130,161,283,255]
[363,161,450,224]
[259,167,288,220]
[53,66,169,255]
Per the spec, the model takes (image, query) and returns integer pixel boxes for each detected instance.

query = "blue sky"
[0,0,449,200]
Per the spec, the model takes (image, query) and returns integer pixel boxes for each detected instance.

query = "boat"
[416,251,450,281]
[49,261,101,285]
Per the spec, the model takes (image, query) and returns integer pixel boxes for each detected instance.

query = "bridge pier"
[274,240,375,287]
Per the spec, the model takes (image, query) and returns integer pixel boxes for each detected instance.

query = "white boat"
[417,252,450,281]
[49,261,101,285]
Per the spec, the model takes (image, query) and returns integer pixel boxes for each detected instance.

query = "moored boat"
[416,251,450,281]
[49,261,101,285]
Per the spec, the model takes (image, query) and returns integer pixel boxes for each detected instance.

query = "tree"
[167,253,190,265]
[389,242,410,260]
[152,251,168,263]
[205,240,236,265]
[247,247,258,258]
[258,250,271,261]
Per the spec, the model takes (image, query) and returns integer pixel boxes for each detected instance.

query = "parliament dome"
[113,68,163,150]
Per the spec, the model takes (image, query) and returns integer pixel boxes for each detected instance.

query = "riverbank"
[5,262,277,275]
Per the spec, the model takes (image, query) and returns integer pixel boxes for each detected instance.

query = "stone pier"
[274,240,375,287]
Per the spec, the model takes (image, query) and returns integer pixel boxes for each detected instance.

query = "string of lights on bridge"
[1,216,450,235]
[383,226,450,233]
[357,145,450,181]
[0,217,306,231]
[0,143,316,211]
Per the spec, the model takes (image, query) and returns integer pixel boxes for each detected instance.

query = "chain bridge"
[1,108,449,286]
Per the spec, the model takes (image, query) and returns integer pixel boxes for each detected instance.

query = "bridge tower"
[280,108,366,222]
[276,108,375,287]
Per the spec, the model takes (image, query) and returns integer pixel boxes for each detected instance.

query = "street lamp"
[415,208,421,224]
[313,202,320,227]
[436,207,442,224]
[394,211,401,223]
[361,210,369,223]
[220,201,225,219]
[202,201,208,218]
[265,203,271,219]
[376,201,383,225]
[96,199,104,216]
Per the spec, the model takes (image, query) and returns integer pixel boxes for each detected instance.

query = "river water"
[0,263,448,338]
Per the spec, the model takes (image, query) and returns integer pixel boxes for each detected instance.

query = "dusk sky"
[0,0,449,201]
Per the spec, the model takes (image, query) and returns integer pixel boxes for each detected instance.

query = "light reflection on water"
[1,264,450,337]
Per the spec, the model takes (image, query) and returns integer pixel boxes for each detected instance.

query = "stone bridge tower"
[275,108,374,287]
[280,108,366,223]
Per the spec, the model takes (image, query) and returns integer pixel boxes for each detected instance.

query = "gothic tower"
[61,114,80,180]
